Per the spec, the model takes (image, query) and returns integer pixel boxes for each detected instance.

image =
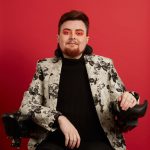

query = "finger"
[75,134,81,148]
[118,95,122,101]
[120,92,128,108]
[129,98,137,108]
[65,134,69,147]
[68,134,74,148]
[122,96,131,110]
[122,95,136,110]
[70,135,77,149]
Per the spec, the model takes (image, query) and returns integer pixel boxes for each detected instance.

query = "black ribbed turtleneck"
[55,55,108,142]
[47,55,109,145]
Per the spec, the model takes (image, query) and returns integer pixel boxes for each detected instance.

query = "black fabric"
[36,128,113,150]
[36,139,114,150]
[40,54,112,149]
[36,140,64,150]
[57,55,108,141]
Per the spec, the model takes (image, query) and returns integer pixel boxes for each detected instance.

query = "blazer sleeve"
[108,60,126,101]
[108,59,139,103]
[19,60,62,131]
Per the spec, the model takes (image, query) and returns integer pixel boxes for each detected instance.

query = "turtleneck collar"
[62,53,85,65]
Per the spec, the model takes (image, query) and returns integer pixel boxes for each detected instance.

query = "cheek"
[79,39,88,51]
[59,37,65,43]
[58,34,68,43]
[59,37,66,47]
[79,38,88,46]
[58,36,69,50]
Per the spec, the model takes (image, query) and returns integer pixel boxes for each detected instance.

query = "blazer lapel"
[84,55,106,114]
[84,55,101,105]
[47,57,62,110]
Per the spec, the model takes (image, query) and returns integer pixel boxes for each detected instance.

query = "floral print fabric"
[19,54,127,150]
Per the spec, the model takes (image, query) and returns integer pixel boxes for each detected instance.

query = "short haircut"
[58,10,89,35]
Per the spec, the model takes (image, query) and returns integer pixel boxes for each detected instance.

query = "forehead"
[60,20,86,31]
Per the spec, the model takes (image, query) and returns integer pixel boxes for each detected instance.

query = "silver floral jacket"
[19,54,128,150]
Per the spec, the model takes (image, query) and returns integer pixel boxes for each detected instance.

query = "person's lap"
[35,140,65,150]
[78,141,113,150]
[36,140,114,150]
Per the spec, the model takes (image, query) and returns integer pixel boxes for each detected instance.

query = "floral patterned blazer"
[19,54,128,150]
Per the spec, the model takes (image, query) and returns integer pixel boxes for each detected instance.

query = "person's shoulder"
[37,57,59,64]
[88,54,113,63]
[36,57,60,68]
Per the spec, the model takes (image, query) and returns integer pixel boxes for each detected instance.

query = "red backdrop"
[0,0,150,149]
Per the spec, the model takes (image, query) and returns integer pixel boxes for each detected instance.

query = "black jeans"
[36,139,114,150]
[36,130,114,150]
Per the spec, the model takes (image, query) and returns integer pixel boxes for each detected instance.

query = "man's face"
[58,20,89,58]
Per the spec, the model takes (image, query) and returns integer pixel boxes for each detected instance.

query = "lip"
[67,43,77,47]
[67,43,78,45]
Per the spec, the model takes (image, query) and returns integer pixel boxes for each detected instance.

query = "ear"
[57,34,60,42]
[86,36,90,43]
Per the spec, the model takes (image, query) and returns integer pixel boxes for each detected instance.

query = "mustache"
[66,39,79,45]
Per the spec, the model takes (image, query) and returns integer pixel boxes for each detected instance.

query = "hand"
[118,91,138,111]
[58,115,81,149]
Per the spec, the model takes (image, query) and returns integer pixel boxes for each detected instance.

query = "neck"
[63,53,83,59]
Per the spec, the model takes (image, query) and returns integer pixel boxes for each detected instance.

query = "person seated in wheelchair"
[3,10,148,150]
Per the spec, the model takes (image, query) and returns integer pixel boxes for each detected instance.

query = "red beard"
[63,48,83,58]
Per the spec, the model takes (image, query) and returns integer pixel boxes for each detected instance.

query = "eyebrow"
[63,28,84,32]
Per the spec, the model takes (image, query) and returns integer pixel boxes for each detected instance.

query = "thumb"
[118,95,122,101]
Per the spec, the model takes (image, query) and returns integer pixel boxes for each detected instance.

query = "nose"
[70,31,76,39]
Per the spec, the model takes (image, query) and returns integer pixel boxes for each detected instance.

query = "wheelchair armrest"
[2,112,23,147]
[2,111,46,148]
[111,100,148,132]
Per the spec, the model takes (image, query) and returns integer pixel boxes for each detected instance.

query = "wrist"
[52,112,62,128]
[58,115,66,123]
